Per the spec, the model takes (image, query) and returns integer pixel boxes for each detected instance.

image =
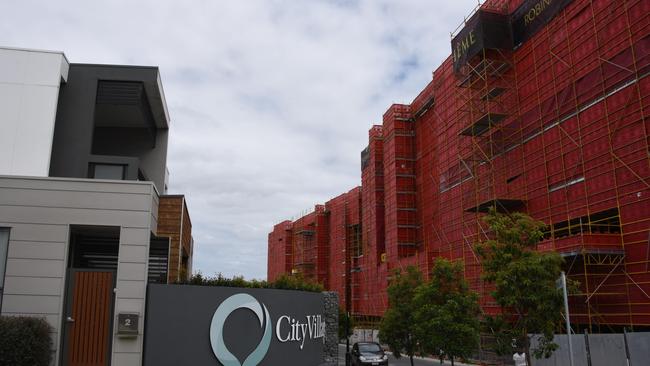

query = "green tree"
[414,258,480,366]
[476,209,565,365]
[379,266,422,366]
[338,307,354,341]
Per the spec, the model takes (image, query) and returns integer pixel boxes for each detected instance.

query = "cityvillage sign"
[144,285,327,366]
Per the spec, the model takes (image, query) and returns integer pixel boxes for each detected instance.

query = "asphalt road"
[337,345,471,366]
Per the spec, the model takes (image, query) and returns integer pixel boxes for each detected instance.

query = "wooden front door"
[64,270,114,366]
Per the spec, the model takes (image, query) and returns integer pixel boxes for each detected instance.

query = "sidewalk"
[389,353,474,366]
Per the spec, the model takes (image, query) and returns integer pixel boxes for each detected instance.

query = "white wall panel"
[0,47,68,177]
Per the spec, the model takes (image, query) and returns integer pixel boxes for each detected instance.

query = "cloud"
[1,0,478,279]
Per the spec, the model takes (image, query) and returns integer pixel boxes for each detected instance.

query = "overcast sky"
[1,0,477,279]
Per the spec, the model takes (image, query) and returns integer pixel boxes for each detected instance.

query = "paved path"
[338,345,473,366]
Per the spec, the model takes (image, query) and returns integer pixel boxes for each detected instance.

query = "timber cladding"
[66,271,114,366]
[157,195,193,283]
[181,199,193,259]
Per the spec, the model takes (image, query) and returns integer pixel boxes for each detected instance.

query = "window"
[548,176,585,193]
[359,343,382,353]
[0,229,9,309]
[543,208,621,240]
[89,163,126,180]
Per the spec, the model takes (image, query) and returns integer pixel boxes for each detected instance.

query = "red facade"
[268,0,650,329]
[267,220,293,282]
[268,190,361,312]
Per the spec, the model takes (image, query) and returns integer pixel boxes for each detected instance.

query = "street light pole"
[562,271,574,366]
[346,311,351,366]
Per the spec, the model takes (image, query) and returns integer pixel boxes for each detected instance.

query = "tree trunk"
[410,354,414,366]
[451,356,455,366]
[525,335,532,366]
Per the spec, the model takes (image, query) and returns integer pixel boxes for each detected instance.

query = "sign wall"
[144,285,328,366]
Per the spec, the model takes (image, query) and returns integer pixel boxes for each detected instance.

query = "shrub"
[178,272,324,292]
[271,273,324,292]
[0,316,52,366]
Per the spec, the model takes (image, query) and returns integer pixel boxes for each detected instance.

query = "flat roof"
[69,63,170,128]
[0,45,69,64]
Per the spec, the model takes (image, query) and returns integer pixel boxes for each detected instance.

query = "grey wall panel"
[588,334,627,366]
[49,65,97,179]
[627,332,650,366]
[115,280,146,299]
[118,245,147,264]
[5,258,65,278]
[111,224,152,366]
[113,335,143,353]
[0,188,152,211]
[0,222,68,242]
[113,353,140,366]
[139,129,168,195]
[150,191,159,235]
[150,213,158,237]
[116,263,147,281]
[115,298,144,314]
[0,206,151,228]
[120,227,151,245]
[2,294,60,314]
[7,240,66,260]
[0,176,158,366]
[3,276,63,296]
[151,189,159,208]
[0,176,153,194]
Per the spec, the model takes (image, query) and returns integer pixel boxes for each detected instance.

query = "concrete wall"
[0,175,158,366]
[0,47,69,177]
[49,64,169,193]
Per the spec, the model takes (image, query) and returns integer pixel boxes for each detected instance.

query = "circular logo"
[209,293,272,366]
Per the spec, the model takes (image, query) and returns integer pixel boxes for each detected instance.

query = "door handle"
[66,316,75,323]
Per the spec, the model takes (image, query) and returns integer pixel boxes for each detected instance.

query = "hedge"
[0,316,52,366]
[178,272,325,292]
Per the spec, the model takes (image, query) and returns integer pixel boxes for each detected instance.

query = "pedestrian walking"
[513,351,527,366]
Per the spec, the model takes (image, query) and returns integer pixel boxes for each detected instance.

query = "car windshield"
[359,343,382,353]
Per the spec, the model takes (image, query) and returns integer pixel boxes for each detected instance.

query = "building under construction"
[268,0,650,332]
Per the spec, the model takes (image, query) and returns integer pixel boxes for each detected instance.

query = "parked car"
[350,342,389,365]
